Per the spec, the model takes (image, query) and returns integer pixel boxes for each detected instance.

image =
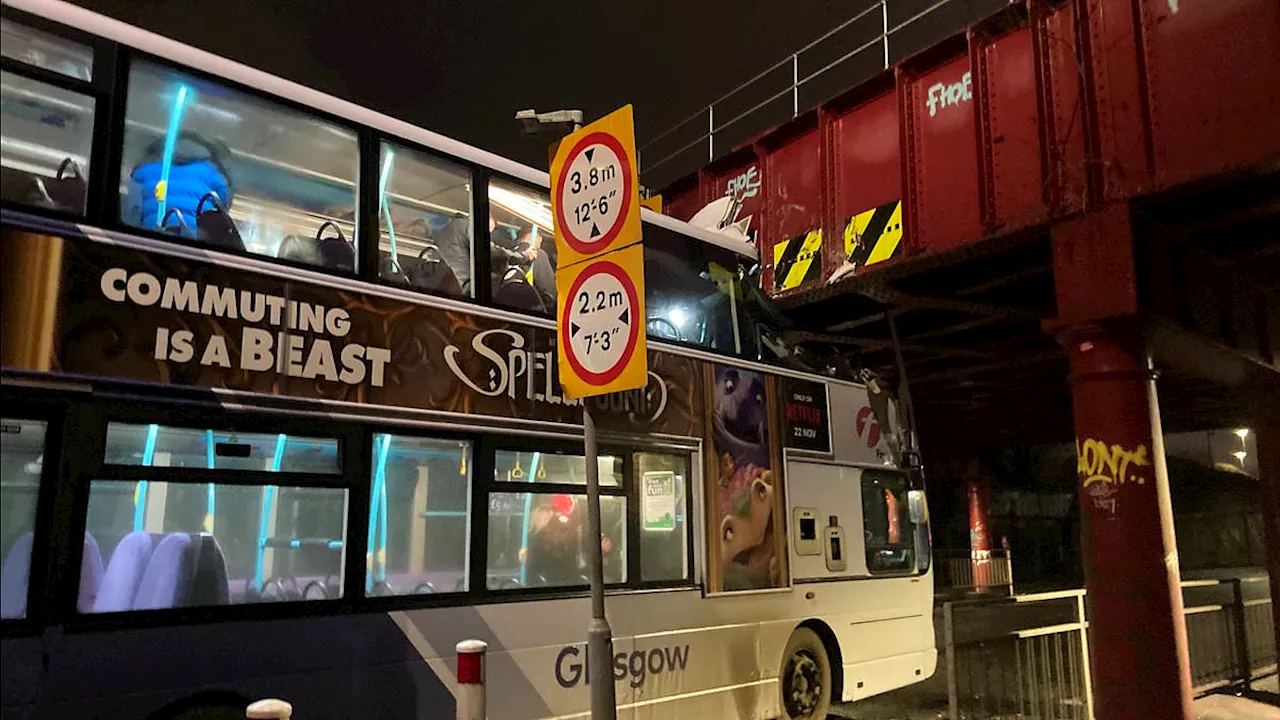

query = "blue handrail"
[252,433,287,590]
[132,423,160,532]
[377,149,399,269]
[204,429,216,533]
[154,84,192,228]
[367,433,391,593]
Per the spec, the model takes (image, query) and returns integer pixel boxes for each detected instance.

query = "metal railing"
[1182,576,1277,694]
[936,548,1016,596]
[638,0,983,183]
[944,589,1093,720]
[940,575,1275,720]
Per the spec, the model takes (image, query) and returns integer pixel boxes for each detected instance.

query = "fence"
[941,576,1275,719]
[936,549,1015,596]
[1182,576,1277,694]
[638,0,1008,186]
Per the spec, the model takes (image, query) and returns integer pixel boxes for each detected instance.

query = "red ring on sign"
[560,260,640,387]
[554,132,634,255]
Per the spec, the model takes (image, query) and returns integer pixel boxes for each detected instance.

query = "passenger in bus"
[433,213,472,294]
[523,496,581,586]
[490,245,545,313]
[524,226,557,311]
[123,131,238,248]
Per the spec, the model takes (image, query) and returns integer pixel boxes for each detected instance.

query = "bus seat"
[0,532,34,618]
[45,158,88,214]
[132,533,195,610]
[188,533,230,606]
[77,532,105,613]
[314,221,354,272]
[93,531,157,613]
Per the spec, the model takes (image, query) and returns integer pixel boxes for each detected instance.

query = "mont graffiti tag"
[1076,437,1152,515]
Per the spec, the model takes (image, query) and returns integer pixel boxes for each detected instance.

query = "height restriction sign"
[552,105,647,399]
[556,243,647,398]
[551,105,642,269]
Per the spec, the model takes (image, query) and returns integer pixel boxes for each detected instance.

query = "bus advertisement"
[0,1,936,718]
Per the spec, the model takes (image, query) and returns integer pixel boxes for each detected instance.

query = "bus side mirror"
[908,490,928,525]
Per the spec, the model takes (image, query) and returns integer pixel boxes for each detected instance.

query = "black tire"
[778,626,832,720]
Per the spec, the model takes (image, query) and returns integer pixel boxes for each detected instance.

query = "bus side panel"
[35,614,451,719]
[827,384,897,466]
[1,635,42,719]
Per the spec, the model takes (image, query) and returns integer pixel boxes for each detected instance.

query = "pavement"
[829,682,1280,720]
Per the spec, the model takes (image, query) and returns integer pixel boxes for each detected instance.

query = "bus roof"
[4,0,758,261]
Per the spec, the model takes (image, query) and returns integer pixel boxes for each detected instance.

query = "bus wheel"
[779,626,832,720]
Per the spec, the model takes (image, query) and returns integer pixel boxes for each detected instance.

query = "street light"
[515,108,584,137]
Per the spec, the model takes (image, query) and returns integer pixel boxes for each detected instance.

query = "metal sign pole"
[563,118,618,719]
[583,403,617,718]
[549,110,642,720]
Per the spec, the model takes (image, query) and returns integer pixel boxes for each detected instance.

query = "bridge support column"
[1051,204,1193,720]
[1061,322,1194,720]
[966,466,994,592]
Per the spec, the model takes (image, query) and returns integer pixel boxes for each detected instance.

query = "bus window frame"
[53,400,369,629]
[472,434,698,597]
[358,127,492,306]
[0,392,69,635]
[108,49,371,274]
[0,6,114,225]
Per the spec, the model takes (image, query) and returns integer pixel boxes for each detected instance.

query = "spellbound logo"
[442,329,669,424]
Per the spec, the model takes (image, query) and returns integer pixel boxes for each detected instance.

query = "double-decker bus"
[0,1,936,718]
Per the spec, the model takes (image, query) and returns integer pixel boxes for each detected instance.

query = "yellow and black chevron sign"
[844,200,903,271]
[772,229,823,292]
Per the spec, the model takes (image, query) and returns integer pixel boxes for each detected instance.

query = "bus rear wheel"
[779,626,832,720]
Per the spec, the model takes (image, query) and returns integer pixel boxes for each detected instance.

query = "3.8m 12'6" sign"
[551,104,646,399]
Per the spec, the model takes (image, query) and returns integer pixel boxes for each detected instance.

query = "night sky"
[66,0,998,182]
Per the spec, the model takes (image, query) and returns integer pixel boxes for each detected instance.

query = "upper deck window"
[0,70,94,214]
[488,180,554,315]
[0,18,93,81]
[643,224,761,359]
[119,62,359,270]
[376,142,473,298]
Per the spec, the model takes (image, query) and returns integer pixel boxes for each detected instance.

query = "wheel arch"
[797,618,844,704]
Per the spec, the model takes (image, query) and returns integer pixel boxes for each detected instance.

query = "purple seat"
[132,533,194,610]
[93,532,156,613]
[1,533,34,618]
[77,533,105,613]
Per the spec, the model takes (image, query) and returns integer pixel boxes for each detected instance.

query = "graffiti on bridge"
[1076,438,1152,515]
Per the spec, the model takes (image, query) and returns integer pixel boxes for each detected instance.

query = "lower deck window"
[487,493,626,590]
[1,418,47,619]
[83,480,347,611]
[366,434,471,597]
